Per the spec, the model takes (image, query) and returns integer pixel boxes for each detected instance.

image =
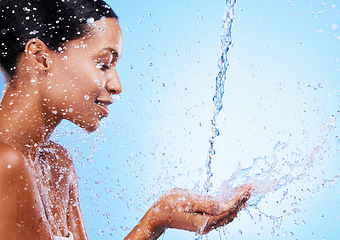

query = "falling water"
[204,0,237,194]
[199,0,339,238]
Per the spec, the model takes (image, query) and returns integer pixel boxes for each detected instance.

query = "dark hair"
[0,0,118,78]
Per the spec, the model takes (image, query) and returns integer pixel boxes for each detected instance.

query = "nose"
[106,68,122,95]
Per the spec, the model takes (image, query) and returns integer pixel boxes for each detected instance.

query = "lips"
[94,100,111,117]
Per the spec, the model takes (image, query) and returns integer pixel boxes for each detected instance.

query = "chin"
[85,125,100,133]
[83,121,101,133]
[70,118,101,133]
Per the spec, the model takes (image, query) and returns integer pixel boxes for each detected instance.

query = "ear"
[25,38,52,73]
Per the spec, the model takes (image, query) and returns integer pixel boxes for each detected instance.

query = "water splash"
[204,0,237,194]
[210,138,336,237]
[214,141,325,203]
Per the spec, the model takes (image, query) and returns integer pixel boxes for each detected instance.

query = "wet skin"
[0,17,252,240]
[0,17,122,240]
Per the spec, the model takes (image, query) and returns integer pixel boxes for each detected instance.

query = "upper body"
[0,141,86,239]
[0,0,252,239]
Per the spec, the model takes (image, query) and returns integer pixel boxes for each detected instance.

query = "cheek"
[55,66,99,96]
[50,57,105,106]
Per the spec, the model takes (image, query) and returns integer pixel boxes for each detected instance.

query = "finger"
[202,201,243,234]
[211,194,248,229]
[187,198,225,215]
[202,211,237,234]
[223,186,252,211]
[168,211,210,233]
[184,185,252,215]
[172,192,248,235]
[201,188,252,234]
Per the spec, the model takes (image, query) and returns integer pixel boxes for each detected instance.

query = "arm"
[124,207,164,240]
[0,143,54,240]
[125,185,252,240]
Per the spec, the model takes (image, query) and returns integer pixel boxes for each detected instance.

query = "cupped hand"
[151,185,252,235]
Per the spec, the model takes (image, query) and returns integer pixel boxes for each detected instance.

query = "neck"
[0,74,61,159]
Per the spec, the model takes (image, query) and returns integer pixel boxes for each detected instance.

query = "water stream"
[204,0,237,194]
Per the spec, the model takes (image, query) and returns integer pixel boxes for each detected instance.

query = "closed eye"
[96,62,111,71]
[101,65,110,71]
[95,48,120,71]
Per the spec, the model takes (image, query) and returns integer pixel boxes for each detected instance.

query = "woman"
[0,0,252,239]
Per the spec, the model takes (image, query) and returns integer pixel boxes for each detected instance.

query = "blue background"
[1,0,339,239]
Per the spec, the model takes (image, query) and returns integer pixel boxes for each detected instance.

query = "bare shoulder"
[0,141,25,160]
[0,142,54,239]
[0,142,26,176]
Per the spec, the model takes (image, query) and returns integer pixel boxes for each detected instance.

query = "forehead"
[65,18,123,56]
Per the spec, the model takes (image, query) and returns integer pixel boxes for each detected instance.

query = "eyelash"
[96,62,111,71]
[101,65,111,71]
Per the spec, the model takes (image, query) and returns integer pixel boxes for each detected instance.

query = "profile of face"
[35,18,123,132]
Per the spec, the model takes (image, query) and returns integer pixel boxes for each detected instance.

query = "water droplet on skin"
[68,108,73,113]
[7,165,11,169]
[178,196,186,201]
[84,95,89,100]
[95,79,100,86]
[52,110,57,114]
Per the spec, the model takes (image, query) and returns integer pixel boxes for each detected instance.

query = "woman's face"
[42,17,123,132]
